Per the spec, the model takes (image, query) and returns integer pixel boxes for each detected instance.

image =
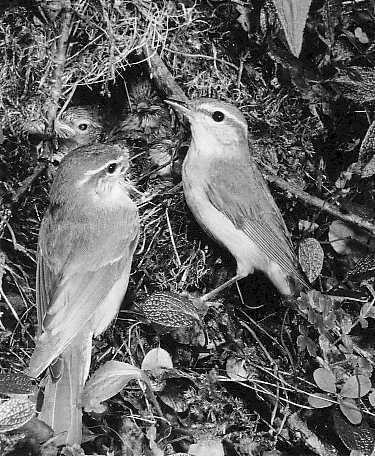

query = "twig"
[10,163,47,205]
[165,208,181,266]
[45,1,73,139]
[164,46,239,72]
[6,3,72,209]
[240,320,275,367]
[143,44,188,101]
[266,174,375,236]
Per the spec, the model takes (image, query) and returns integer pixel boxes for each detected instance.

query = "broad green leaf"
[82,361,144,412]
[313,368,336,393]
[341,375,371,399]
[271,0,313,57]
[339,398,362,425]
[308,393,332,408]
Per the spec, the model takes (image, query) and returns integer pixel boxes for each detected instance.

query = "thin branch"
[45,0,73,138]
[266,174,375,236]
[10,163,46,205]
[7,2,73,208]
[143,44,188,101]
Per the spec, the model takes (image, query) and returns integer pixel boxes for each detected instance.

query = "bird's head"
[55,105,104,146]
[50,143,134,207]
[165,98,248,149]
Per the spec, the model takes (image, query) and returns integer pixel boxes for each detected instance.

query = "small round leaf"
[313,368,336,393]
[339,398,362,425]
[308,393,333,408]
[341,375,371,399]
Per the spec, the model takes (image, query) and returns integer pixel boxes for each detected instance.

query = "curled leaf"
[82,361,144,413]
[139,291,204,333]
[141,347,173,371]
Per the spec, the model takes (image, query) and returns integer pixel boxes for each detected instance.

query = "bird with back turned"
[166,98,308,299]
[27,143,140,445]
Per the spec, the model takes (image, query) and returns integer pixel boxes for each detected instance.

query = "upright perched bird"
[166,98,307,298]
[109,79,171,145]
[27,144,140,445]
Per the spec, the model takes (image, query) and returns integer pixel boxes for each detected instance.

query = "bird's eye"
[212,111,224,122]
[106,162,118,174]
[78,123,88,131]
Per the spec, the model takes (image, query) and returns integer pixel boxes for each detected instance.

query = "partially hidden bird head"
[55,105,104,146]
[165,98,248,150]
[50,143,134,207]
[128,79,160,108]
[127,80,165,129]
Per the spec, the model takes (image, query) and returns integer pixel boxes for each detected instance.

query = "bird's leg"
[201,275,242,302]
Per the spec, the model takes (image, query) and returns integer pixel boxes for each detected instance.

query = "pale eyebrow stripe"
[76,157,122,187]
[84,158,122,176]
[200,104,248,132]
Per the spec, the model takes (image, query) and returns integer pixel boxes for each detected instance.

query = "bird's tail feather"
[39,332,92,446]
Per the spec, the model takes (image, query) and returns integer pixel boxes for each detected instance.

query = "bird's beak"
[165,98,192,118]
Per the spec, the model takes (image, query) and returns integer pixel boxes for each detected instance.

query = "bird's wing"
[29,203,139,377]
[205,157,303,281]
[36,248,57,337]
